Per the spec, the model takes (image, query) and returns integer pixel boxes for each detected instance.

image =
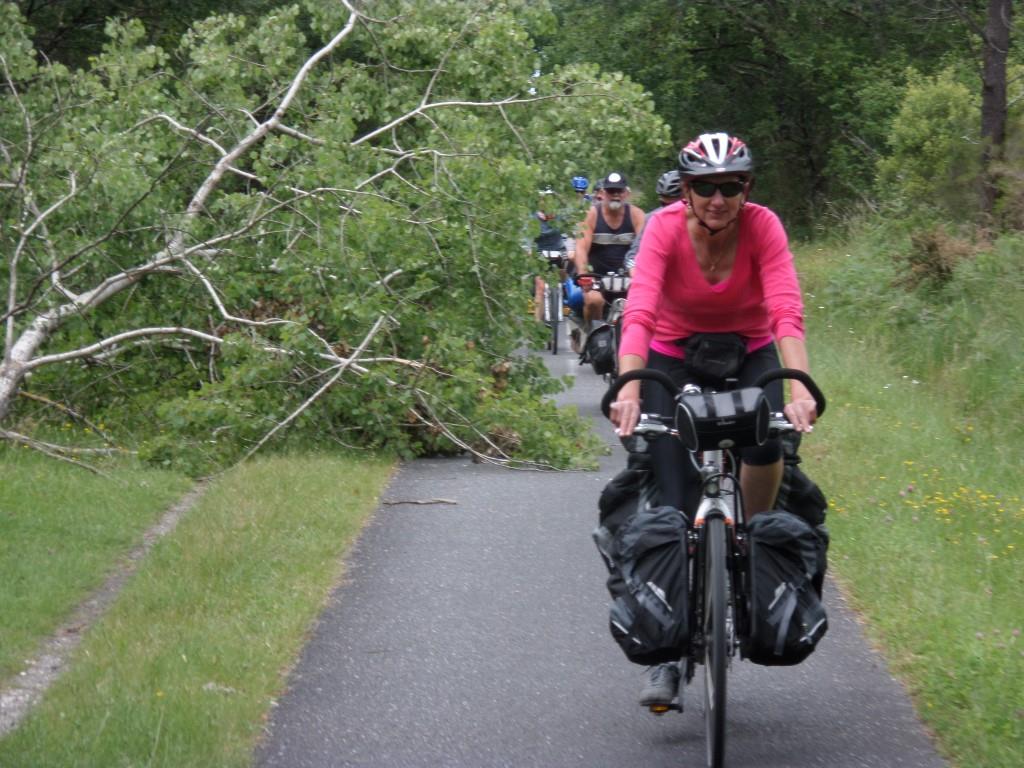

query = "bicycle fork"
[692,464,740,666]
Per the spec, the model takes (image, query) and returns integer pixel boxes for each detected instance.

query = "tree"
[544,0,1001,231]
[975,0,1013,217]
[1,0,670,472]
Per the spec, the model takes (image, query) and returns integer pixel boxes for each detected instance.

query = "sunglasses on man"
[689,179,746,198]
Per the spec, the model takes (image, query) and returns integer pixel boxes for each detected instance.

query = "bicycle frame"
[691,450,739,528]
[684,447,747,677]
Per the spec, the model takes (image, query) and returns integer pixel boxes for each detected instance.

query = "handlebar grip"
[753,368,826,417]
[600,368,678,418]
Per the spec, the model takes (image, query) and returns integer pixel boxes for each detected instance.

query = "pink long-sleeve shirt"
[620,201,804,360]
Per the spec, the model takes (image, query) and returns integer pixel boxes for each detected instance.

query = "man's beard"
[607,200,623,212]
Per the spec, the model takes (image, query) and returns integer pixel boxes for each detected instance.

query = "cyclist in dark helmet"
[607,132,817,709]
[573,172,646,330]
[623,169,683,275]
[655,168,683,199]
[530,187,570,321]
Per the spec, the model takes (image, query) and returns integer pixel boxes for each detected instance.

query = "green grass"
[0,452,394,768]
[798,244,1023,768]
[0,447,192,679]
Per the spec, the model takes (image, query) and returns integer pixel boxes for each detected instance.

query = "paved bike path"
[256,343,948,768]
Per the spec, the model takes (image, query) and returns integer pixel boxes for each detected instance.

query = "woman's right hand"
[609,381,641,436]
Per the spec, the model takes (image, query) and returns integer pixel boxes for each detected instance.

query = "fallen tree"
[1,0,669,472]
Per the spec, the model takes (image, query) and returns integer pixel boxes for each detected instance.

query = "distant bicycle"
[537,247,569,354]
[599,367,827,768]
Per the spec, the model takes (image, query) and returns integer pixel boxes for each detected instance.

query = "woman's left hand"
[784,397,818,433]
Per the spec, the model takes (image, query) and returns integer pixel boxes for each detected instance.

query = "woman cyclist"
[607,132,818,708]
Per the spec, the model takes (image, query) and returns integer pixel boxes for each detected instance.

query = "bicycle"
[573,269,630,377]
[537,247,569,354]
[599,367,826,768]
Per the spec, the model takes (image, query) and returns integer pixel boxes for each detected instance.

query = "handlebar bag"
[598,273,631,299]
[680,332,747,383]
[674,387,770,452]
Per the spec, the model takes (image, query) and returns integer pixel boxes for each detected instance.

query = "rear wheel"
[703,516,728,768]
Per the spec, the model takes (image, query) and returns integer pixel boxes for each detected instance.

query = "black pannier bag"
[593,505,689,666]
[742,510,828,666]
[777,431,828,528]
[583,323,616,375]
[597,457,651,536]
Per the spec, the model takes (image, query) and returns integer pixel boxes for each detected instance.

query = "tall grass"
[814,226,1024,446]
[797,233,1023,768]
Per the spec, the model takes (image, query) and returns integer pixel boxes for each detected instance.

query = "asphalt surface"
[256,328,949,768]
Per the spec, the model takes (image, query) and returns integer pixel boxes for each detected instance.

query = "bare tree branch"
[273,123,326,146]
[0,429,120,476]
[17,390,115,442]
[180,258,295,328]
[7,173,78,349]
[26,327,224,369]
[352,93,570,147]
[173,4,359,243]
[132,114,261,181]
[239,313,391,463]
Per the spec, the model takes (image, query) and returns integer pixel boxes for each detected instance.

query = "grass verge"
[0,448,192,680]
[0,452,394,768]
[799,246,1023,768]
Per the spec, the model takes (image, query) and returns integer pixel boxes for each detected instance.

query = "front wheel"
[547,281,561,354]
[704,516,728,768]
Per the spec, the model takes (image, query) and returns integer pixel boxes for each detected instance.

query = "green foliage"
[2,0,668,473]
[13,0,290,69]
[800,239,1024,766]
[876,68,982,220]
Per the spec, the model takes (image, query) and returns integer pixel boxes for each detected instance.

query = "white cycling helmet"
[677,132,754,178]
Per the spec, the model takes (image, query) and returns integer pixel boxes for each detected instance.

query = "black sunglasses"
[690,180,746,198]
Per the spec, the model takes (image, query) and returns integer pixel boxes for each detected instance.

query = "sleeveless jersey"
[590,204,636,273]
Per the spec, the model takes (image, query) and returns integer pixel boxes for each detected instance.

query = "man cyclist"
[623,170,683,276]
[573,172,646,330]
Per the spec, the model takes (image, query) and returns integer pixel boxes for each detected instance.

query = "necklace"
[699,251,726,272]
